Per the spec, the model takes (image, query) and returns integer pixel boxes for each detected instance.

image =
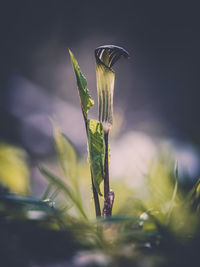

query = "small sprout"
[43,198,55,208]
[95,45,129,133]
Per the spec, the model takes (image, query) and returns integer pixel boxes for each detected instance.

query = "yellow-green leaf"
[39,166,87,219]
[51,119,77,181]
[0,143,29,195]
[69,49,94,118]
[87,120,105,196]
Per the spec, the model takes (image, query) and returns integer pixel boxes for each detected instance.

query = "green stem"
[104,132,110,198]
[91,175,101,217]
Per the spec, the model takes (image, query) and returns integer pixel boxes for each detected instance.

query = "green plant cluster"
[0,48,200,267]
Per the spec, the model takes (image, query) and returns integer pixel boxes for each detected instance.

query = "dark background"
[0,0,200,156]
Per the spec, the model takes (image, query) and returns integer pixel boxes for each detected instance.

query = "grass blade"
[41,183,53,200]
[39,166,88,220]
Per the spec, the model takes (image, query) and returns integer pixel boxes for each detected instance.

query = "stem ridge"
[103,132,114,217]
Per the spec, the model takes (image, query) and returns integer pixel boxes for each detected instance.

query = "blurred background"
[0,0,200,197]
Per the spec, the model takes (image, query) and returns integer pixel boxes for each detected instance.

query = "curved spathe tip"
[95,45,130,69]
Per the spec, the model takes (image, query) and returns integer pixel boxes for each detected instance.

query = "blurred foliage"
[0,143,29,195]
[1,52,200,265]
[0,190,85,267]
[0,135,200,266]
[37,137,200,267]
[51,119,78,190]
[1,128,200,266]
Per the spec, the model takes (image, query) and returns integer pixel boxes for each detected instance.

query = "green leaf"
[0,193,55,212]
[188,178,200,212]
[51,119,77,181]
[0,143,30,195]
[69,49,94,118]
[39,166,87,219]
[166,163,178,222]
[96,215,140,224]
[41,182,53,200]
[87,120,105,196]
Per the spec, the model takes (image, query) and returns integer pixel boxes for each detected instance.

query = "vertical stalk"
[91,176,101,217]
[104,132,110,198]
[95,45,129,218]
[103,132,114,218]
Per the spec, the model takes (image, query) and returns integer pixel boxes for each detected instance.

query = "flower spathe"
[95,45,129,132]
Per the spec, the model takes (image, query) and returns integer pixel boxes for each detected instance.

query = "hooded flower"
[95,45,129,132]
